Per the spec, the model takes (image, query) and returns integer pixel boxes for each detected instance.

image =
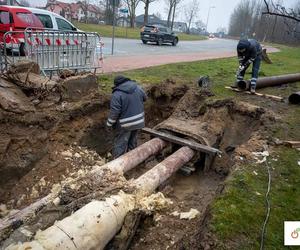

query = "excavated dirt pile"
[0,67,275,250]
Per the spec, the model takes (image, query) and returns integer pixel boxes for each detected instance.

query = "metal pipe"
[102,138,168,173]
[134,146,195,195]
[0,138,167,241]
[289,91,300,104]
[237,73,300,91]
[8,147,195,250]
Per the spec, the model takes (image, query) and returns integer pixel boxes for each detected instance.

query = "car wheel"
[157,38,163,46]
[142,40,147,44]
[172,38,178,46]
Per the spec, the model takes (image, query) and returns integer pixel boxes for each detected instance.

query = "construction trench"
[0,61,299,249]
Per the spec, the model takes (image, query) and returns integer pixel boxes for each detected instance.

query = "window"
[35,14,53,28]
[16,12,41,27]
[159,27,167,32]
[0,11,10,24]
[56,17,74,30]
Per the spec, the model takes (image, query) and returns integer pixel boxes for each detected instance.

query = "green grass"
[98,45,300,249]
[211,148,300,249]
[73,22,206,41]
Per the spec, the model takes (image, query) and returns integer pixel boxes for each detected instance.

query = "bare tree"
[262,0,300,22]
[165,0,181,28]
[228,0,300,44]
[79,0,90,23]
[165,0,175,27]
[124,0,141,27]
[142,0,156,25]
[170,0,181,30]
[195,19,205,31]
[184,0,199,33]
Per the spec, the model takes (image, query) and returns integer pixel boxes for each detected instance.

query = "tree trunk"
[171,1,176,30]
[167,1,173,27]
[130,3,136,28]
[144,0,149,25]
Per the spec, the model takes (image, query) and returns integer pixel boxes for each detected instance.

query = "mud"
[0,75,275,249]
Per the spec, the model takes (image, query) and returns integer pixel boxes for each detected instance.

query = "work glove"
[238,64,245,72]
[236,64,245,76]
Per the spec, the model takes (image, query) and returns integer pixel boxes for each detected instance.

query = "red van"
[0,6,43,55]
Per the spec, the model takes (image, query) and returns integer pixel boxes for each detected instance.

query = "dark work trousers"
[237,55,262,87]
[113,129,138,158]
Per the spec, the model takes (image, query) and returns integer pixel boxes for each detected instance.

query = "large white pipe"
[6,147,194,250]
[1,138,167,241]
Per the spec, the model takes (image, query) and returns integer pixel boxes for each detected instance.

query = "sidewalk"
[101,46,279,73]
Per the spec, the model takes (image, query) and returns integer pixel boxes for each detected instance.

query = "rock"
[53,197,61,206]
[0,78,35,113]
[74,153,81,158]
[61,150,72,157]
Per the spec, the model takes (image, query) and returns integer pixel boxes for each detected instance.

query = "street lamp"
[205,6,215,33]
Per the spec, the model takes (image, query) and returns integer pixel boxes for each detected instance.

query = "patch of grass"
[74,22,206,41]
[210,147,300,249]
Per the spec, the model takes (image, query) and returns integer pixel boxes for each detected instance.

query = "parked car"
[26,7,78,31]
[140,25,179,46]
[0,6,44,55]
[0,6,81,55]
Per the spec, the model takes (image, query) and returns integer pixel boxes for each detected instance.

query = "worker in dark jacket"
[106,75,147,158]
[235,39,262,93]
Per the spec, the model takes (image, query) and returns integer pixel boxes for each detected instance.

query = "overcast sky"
[29,0,298,32]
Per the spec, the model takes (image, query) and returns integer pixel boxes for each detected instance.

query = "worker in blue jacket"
[106,75,147,158]
[235,39,262,93]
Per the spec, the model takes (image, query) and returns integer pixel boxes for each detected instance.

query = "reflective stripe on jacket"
[107,80,146,130]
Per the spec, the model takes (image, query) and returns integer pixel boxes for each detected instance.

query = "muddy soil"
[0,79,185,211]
[0,76,275,250]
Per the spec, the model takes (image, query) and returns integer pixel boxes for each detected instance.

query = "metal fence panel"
[0,29,103,75]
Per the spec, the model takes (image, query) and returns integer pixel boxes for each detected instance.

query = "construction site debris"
[225,86,284,102]
[171,208,200,220]
[139,192,173,213]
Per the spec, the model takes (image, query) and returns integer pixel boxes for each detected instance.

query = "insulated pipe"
[288,91,300,104]
[0,138,167,241]
[237,73,300,91]
[102,138,167,173]
[7,147,195,250]
[133,146,195,195]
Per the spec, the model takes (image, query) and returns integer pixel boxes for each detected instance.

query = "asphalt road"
[101,37,238,56]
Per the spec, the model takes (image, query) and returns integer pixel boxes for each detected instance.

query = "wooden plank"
[142,127,221,155]
[283,140,300,148]
[225,86,284,102]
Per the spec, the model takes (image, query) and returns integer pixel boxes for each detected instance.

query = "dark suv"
[140,25,179,46]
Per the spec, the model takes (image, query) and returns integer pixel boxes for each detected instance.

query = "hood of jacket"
[237,39,250,52]
[114,75,130,86]
[113,80,137,94]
